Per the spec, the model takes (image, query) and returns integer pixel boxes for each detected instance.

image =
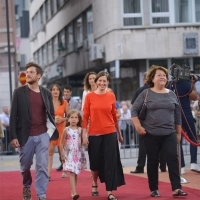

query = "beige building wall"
[0,0,17,110]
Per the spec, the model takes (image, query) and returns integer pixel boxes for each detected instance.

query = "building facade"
[29,0,200,100]
[0,0,17,110]
[15,0,31,72]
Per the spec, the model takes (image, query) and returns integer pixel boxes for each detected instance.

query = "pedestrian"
[131,65,187,197]
[48,84,68,180]
[56,85,79,171]
[82,71,125,200]
[9,62,58,200]
[168,64,200,173]
[60,109,86,200]
[81,72,97,111]
[130,72,166,173]
[63,85,79,110]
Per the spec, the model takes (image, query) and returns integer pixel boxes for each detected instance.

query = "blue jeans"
[19,132,49,199]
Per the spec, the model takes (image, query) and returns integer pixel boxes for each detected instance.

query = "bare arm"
[188,80,198,100]
[59,129,66,162]
[175,124,181,143]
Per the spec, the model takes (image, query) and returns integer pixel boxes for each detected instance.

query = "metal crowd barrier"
[0,128,15,157]
[118,118,200,159]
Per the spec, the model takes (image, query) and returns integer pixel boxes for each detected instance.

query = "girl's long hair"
[66,109,82,127]
[50,84,63,105]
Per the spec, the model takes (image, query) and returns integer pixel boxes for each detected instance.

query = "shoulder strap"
[144,89,148,103]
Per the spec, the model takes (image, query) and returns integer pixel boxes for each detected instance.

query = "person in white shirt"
[1,106,10,151]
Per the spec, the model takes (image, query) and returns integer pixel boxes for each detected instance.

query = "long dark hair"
[50,84,63,105]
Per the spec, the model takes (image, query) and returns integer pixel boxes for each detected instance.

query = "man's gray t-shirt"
[131,89,181,136]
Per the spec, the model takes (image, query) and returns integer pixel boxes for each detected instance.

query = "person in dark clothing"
[130,72,166,174]
[132,65,187,197]
[168,78,200,173]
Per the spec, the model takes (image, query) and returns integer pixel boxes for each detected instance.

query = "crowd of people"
[3,61,200,199]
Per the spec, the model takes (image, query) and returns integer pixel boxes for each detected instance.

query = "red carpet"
[0,169,199,200]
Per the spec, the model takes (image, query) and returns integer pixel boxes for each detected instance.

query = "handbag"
[138,89,148,120]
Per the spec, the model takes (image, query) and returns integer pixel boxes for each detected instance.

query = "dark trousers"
[136,135,166,171]
[181,114,197,167]
[144,133,181,191]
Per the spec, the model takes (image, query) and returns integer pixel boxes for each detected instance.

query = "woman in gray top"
[131,65,187,197]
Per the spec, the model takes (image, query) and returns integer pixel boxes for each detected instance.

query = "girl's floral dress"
[63,127,87,174]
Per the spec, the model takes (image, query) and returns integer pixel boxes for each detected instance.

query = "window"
[149,59,168,68]
[45,0,51,21]
[34,52,38,63]
[86,9,93,35]
[122,0,142,26]
[42,45,47,65]
[194,57,200,74]
[58,29,66,50]
[75,17,83,47]
[183,33,199,54]
[47,40,53,63]
[38,48,42,65]
[52,35,58,60]
[151,0,170,24]
[174,0,192,23]
[196,0,200,22]
[67,23,74,52]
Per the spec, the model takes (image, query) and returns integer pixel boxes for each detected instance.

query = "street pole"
[5,0,13,103]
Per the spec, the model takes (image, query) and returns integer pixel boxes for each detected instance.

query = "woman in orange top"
[82,71,125,200]
[48,84,68,179]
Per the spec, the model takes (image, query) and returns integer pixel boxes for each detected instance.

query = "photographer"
[168,64,200,173]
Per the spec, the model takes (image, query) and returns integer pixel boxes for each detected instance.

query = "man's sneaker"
[23,187,31,200]
[191,163,200,173]
[38,197,46,200]
[151,190,161,197]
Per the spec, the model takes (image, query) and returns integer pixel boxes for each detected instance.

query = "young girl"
[60,109,87,200]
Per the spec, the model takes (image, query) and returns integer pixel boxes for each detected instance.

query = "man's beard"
[27,79,37,85]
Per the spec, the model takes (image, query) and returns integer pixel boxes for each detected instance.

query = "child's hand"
[82,135,89,146]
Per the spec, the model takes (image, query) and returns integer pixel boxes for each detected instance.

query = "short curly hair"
[146,65,168,88]
[25,62,43,76]
[83,72,96,91]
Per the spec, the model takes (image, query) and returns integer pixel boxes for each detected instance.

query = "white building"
[29,0,200,100]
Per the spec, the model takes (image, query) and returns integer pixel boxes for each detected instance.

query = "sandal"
[61,172,67,178]
[173,189,188,197]
[108,194,118,200]
[72,194,79,200]
[91,185,99,196]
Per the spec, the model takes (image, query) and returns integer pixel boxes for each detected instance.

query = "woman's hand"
[82,136,89,146]
[135,125,146,135]
[118,133,123,144]
[55,116,62,124]
[176,133,181,143]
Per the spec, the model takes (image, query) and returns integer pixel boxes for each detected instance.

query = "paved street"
[0,149,192,172]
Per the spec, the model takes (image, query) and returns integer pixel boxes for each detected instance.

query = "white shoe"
[181,167,186,174]
[191,163,200,173]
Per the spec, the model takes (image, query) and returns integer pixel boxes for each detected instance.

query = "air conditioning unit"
[89,44,104,61]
